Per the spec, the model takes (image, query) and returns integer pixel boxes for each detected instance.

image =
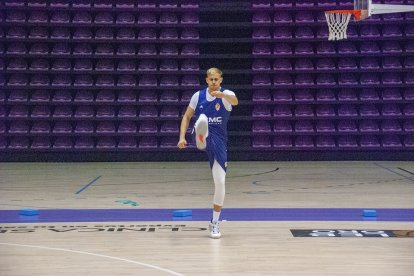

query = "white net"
[325,12,352,41]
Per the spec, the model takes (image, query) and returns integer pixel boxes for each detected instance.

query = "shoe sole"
[195,115,208,150]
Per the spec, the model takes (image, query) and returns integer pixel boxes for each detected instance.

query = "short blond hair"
[206,67,223,77]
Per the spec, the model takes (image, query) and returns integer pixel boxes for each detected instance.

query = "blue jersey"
[193,88,232,171]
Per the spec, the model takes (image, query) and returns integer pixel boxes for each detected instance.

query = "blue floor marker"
[19,209,39,216]
[172,210,192,217]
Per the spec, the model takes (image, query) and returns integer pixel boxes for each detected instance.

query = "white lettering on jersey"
[208,117,223,123]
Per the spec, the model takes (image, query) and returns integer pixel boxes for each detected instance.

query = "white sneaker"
[195,114,208,150]
[209,220,221,239]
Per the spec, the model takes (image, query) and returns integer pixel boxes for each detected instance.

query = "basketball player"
[177,68,238,238]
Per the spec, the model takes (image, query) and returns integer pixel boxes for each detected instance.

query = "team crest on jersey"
[215,103,220,111]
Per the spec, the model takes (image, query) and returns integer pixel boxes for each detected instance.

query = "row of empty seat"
[252,120,414,133]
[2,90,193,103]
[252,11,414,23]
[4,59,199,72]
[1,105,187,118]
[1,120,190,134]
[252,104,414,117]
[251,0,414,8]
[253,88,414,102]
[0,136,195,150]
[252,135,414,148]
[1,0,199,9]
[253,41,414,55]
[2,27,200,40]
[2,11,199,24]
[2,43,200,56]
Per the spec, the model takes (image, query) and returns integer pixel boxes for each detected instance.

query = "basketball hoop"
[324,10,362,41]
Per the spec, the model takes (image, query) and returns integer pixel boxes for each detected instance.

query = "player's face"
[206,72,223,91]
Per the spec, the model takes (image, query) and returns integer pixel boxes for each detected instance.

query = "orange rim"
[325,9,362,21]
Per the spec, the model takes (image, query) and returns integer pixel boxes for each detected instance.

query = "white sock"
[212,211,220,223]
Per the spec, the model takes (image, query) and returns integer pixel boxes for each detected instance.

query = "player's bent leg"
[194,114,209,150]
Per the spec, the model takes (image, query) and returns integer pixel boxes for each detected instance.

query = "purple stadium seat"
[74,106,94,118]
[51,27,70,39]
[316,42,335,54]
[7,27,26,39]
[381,120,402,132]
[160,12,178,24]
[116,12,135,24]
[50,43,69,55]
[295,74,314,85]
[160,121,179,133]
[73,28,92,40]
[274,0,292,7]
[295,11,313,22]
[9,137,30,149]
[74,121,94,133]
[316,105,335,117]
[160,44,179,55]
[252,28,272,39]
[337,136,358,148]
[316,89,335,101]
[382,41,402,53]
[118,106,137,118]
[138,90,157,102]
[181,12,199,24]
[159,76,178,87]
[8,43,27,54]
[382,104,401,116]
[273,89,292,102]
[138,12,156,24]
[8,59,28,70]
[273,121,292,133]
[315,135,336,148]
[360,89,379,101]
[73,43,92,55]
[360,25,380,38]
[403,88,414,100]
[404,57,414,68]
[95,28,114,40]
[295,136,314,148]
[117,60,136,72]
[117,44,136,56]
[73,59,92,71]
[9,121,30,133]
[295,27,313,39]
[118,75,137,87]
[382,72,402,84]
[316,27,329,39]
[403,121,414,132]
[73,75,93,86]
[117,28,135,40]
[139,137,158,149]
[295,105,313,117]
[160,91,179,102]
[95,90,114,103]
[382,25,402,37]
[8,90,28,102]
[316,74,336,85]
[359,120,379,132]
[252,136,272,148]
[338,89,357,101]
[181,44,199,56]
[9,105,29,118]
[139,75,157,87]
[405,24,414,37]
[95,44,114,56]
[31,137,51,149]
[95,12,113,23]
[338,42,358,54]
[252,59,271,71]
[51,75,71,86]
[273,59,292,70]
[359,104,379,117]
[8,74,28,86]
[96,121,116,133]
[404,136,414,148]
[139,121,158,133]
[181,90,193,103]
[138,28,157,40]
[404,104,414,115]
[316,120,335,133]
[295,121,314,132]
[273,105,292,117]
[273,74,292,85]
[96,137,116,149]
[338,104,358,116]
[295,59,313,70]
[316,58,335,70]
[96,75,115,86]
[0,106,5,118]
[272,43,291,55]
[29,27,49,39]
[138,60,157,71]
[338,73,358,85]
[382,88,402,100]
[181,0,199,8]
[274,27,292,39]
[96,106,115,118]
[252,105,271,117]
[181,28,199,40]
[160,106,179,118]
[31,90,50,102]
[360,42,380,54]
[338,120,357,132]
[405,73,414,84]
[360,73,380,85]
[118,137,137,149]
[31,105,50,118]
[295,89,313,102]
[338,58,357,69]
[74,137,94,149]
[73,11,92,23]
[181,59,199,71]
[252,75,271,86]
[252,121,272,133]
[53,121,72,133]
[252,11,271,23]
[181,75,199,86]
[140,106,158,118]
[73,90,93,103]
[252,90,271,102]
[53,137,73,149]
[118,121,137,133]
[360,57,380,69]
[253,43,271,55]
[6,11,26,22]
[51,11,70,23]
[382,135,402,148]
[252,0,271,7]
[360,135,380,148]
[273,136,292,148]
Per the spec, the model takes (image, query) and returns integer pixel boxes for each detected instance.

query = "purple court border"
[1,208,414,223]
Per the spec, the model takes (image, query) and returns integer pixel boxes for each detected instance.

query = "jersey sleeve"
[188,91,199,110]
[222,89,236,111]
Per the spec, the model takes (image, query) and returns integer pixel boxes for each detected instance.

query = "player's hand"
[210,90,224,98]
[177,138,187,149]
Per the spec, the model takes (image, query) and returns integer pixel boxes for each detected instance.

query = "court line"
[374,163,414,182]
[0,242,185,276]
[398,168,414,176]
[75,176,102,194]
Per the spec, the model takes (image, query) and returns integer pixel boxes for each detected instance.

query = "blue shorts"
[192,129,227,172]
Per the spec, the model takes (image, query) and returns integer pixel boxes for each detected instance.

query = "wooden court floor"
[0,161,413,275]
